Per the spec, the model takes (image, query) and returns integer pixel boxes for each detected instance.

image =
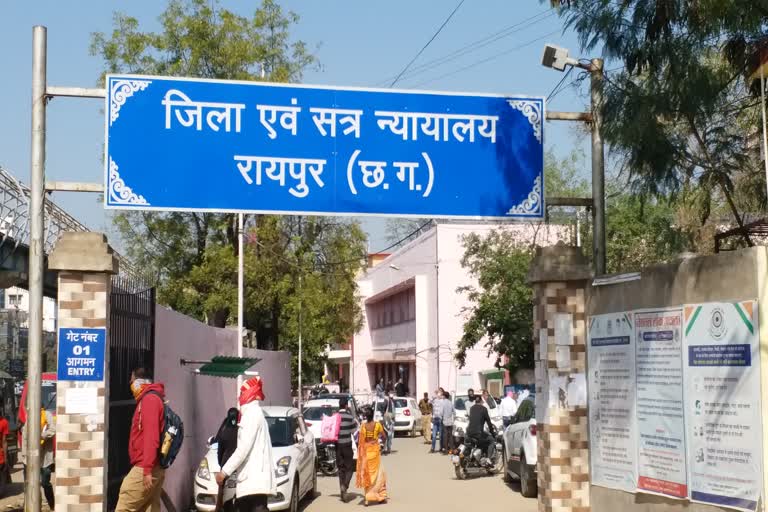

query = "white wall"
[5,286,57,332]
[353,222,571,399]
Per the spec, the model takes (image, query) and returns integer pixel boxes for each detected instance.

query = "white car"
[452,395,504,441]
[392,397,422,436]
[501,397,538,498]
[194,406,317,512]
[302,394,360,459]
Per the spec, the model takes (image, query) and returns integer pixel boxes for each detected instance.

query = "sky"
[0,0,591,253]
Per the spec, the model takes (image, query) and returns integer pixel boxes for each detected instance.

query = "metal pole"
[297,273,302,411]
[237,213,244,395]
[26,25,47,512]
[590,58,607,275]
[760,67,768,202]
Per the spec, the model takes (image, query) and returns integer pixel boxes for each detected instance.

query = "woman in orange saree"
[356,406,388,505]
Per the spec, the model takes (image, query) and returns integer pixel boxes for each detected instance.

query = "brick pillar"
[528,245,591,512]
[49,233,118,512]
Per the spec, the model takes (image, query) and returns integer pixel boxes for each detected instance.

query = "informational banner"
[57,328,106,381]
[635,309,687,498]
[104,75,544,219]
[588,312,638,492]
[684,301,763,512]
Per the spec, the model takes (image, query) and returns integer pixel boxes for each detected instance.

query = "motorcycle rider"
[466,395,496,463]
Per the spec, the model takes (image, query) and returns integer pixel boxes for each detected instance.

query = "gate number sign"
[57,327,106,381]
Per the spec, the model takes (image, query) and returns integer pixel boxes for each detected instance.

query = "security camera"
[542,44,571,72]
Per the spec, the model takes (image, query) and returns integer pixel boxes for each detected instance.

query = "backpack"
[320,412,341,443]
[140,391,184,469]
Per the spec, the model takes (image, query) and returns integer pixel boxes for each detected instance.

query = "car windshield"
[375,400,389,413]
[265,416,293,447]
[303,406,338,421]
[485,396,497,409]
[393,399,407,409]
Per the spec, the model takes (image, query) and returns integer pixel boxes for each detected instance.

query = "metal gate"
[107,275,155,510]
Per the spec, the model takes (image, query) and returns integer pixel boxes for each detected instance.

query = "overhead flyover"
[0,166,139,297]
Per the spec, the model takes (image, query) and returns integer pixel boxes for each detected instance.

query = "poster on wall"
[684,301,763,512]
[634,309,687,498]
[588,312,638,492]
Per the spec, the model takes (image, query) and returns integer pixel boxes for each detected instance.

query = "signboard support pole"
[237,213,244,396]
[590,58,606,276]
[25,25,47,512]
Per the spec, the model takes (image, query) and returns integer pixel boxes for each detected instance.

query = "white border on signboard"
[103,73,546,220]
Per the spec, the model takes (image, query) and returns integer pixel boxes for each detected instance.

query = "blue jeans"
[431,418,442,451]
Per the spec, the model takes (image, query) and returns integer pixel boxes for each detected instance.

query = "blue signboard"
[57,328,106,381]
[105,75,544,219]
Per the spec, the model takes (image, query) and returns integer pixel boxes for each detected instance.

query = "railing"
[0,165,142,280]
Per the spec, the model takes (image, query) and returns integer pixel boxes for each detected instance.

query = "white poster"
[539,328,548,361]
[635,309,687,498]
[65,387,98,414]
[684,301,763,512]
[555,313,574,345]
[588,312,638,492]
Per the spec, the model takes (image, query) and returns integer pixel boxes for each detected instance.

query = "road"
[304,435,537,512]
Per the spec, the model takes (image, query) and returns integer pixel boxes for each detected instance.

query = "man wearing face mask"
[116,368,167,512]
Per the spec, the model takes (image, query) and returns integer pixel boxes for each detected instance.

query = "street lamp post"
[542,44,606,275]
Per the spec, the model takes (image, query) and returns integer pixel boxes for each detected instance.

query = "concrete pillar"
[48,233,118,512]
[528,245,591,512]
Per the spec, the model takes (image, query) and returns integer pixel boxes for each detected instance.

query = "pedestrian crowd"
[17,364,533,512]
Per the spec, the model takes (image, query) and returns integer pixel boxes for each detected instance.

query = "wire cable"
[389,0,466,87]
[409,29,561,88]
[375,9,556,87]
[546,67,575,101]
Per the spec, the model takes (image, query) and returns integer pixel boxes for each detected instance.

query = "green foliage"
[455,230,535,374]
[92,0,361,384]
[549,1,766,243]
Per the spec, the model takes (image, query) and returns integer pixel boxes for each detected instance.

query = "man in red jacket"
[116,368,166,512]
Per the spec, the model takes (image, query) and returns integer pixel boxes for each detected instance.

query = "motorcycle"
[316,440,338,476]
[451,431,504,480]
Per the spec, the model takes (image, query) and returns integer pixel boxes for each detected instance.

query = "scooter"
[452,431,504,480]
[316,440,338,476]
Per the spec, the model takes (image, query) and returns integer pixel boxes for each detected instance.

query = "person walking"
[383,396,395,454]
[430,390,444,453]
[216,377,275,512]
[356,407,388,505]
[441,392,455,454]
[418,392,432,444]
[22,408,56,510]
[0,413,8,490]
[115,368,166,512]
[500,391,518,429]
[336,397,358,503]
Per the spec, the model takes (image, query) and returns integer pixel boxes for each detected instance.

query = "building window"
[7,294,21,307]
[371,287,417,330]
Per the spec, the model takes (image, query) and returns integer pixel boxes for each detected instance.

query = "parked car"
[194,406,316,512]
[452,394,503,443]
[302,394,360,464]
[501,397,537,497]
[392,397,422,437]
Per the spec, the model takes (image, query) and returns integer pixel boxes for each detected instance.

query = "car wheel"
[502,445,513,483]
[410,424,417,438]
[290,479,299,512]
[520,453,538,498]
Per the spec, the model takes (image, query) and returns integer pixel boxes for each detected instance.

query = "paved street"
[304,436,537,512]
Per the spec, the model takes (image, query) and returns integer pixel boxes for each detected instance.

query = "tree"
[455,150,587,373]
[455,230,535,374]
[547,1,767,246]
[92,0,364,383]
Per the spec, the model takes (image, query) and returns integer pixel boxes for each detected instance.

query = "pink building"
[351,222,569,398]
